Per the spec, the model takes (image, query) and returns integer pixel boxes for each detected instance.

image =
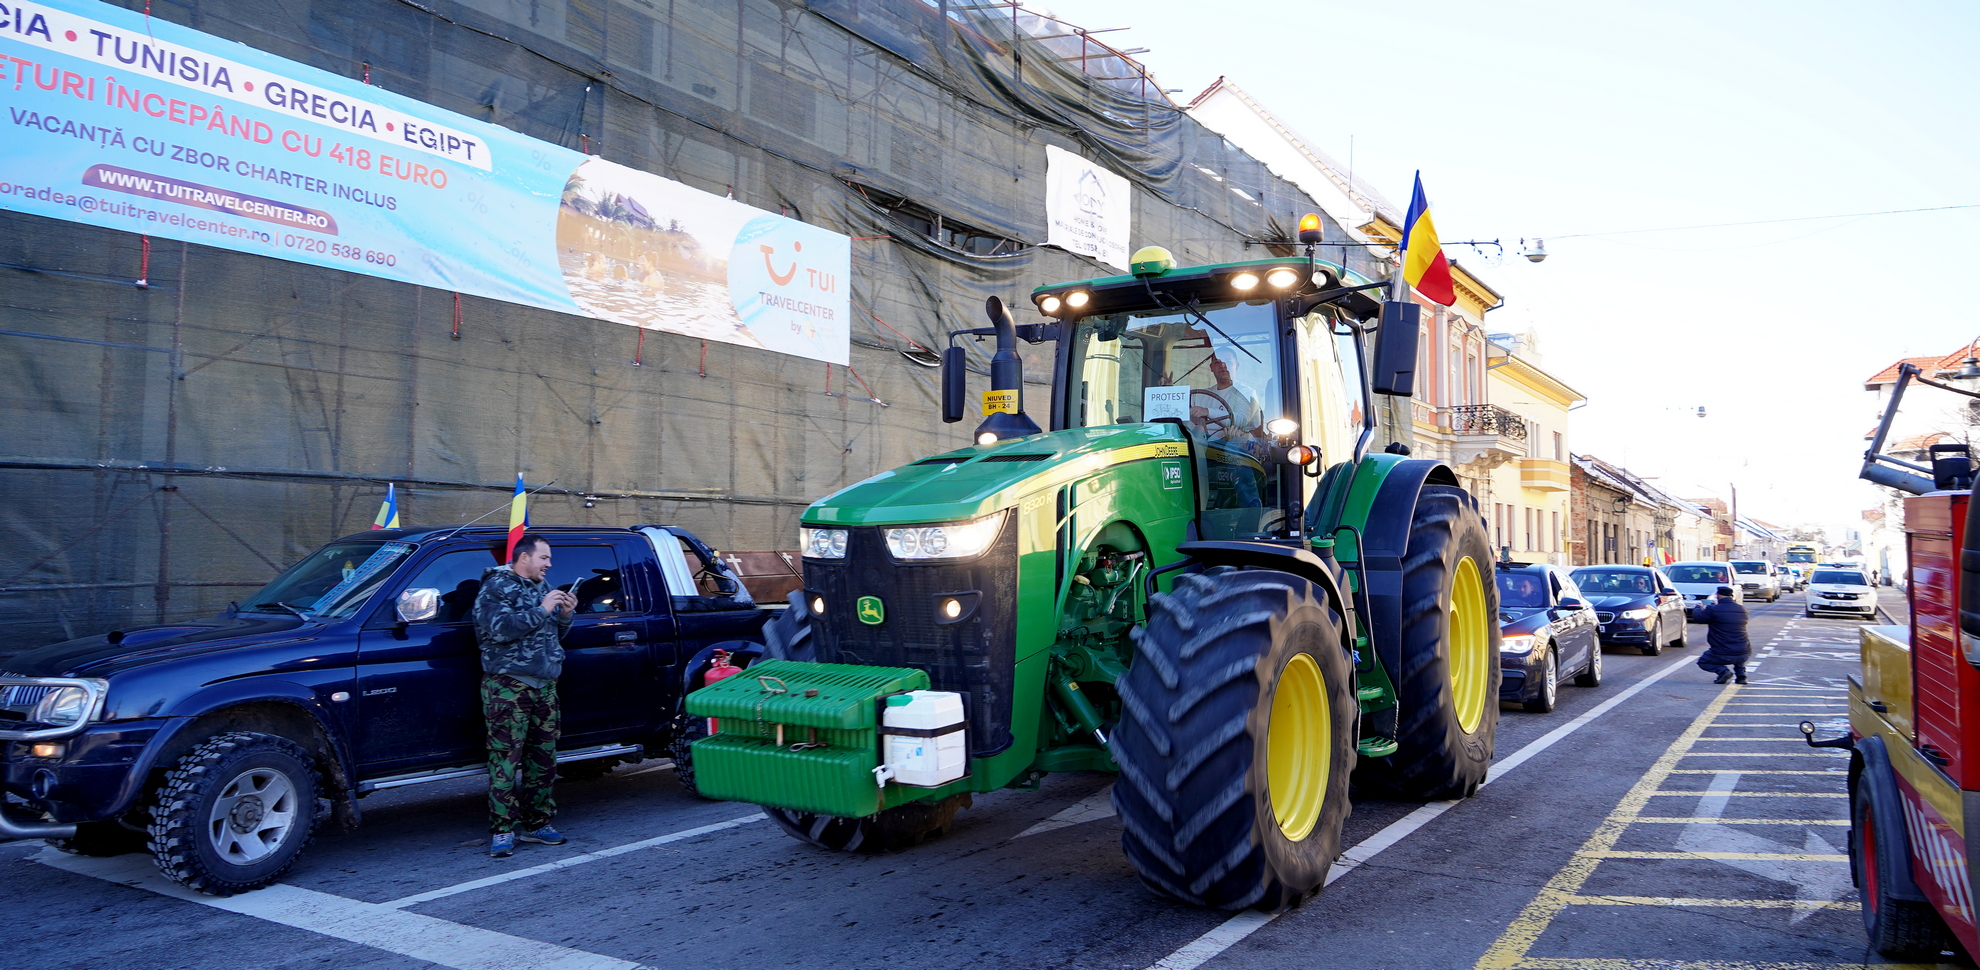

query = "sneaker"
[518,825,567,846]
[490,832,515,858]
[1714,670,1735,684]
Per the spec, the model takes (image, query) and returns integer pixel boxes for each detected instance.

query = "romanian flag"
[503,474,528,563]
[370,483,400,530]
[1400,172,1456,307]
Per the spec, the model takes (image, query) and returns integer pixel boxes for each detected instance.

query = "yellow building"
[1481,332,1584,564]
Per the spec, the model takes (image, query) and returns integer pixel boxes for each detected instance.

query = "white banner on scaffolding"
[1044,145,1131,271]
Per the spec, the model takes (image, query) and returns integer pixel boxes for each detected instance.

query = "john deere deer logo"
[856,595,885,625]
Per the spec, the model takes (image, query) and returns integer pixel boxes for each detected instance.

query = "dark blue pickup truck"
[0,523,775,894]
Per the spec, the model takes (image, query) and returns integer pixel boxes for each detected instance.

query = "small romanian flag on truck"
[1401,172,1456,307]
[504,474,528,562]
[371,483,400,530]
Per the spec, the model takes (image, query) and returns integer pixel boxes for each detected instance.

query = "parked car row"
[1494,562,1691,715]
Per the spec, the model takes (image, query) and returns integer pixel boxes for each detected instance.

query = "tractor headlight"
[885,513,1005,561]
[1621,608,1655,620]
[801,527,848,560]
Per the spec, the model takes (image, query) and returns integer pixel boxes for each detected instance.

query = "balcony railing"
[1448,405,1529,441]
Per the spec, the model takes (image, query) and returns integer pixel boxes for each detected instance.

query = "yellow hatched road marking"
[1669,769,1841,775]
[1517,960,1943,969]
[1580,850,1846,861]
[1681,751,1836,757]
[1566,895,1859,910]
[1624,817,1849,825]
[1471,686,1740,970]
[1646,790,1846,797]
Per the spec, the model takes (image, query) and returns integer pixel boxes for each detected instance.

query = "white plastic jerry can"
[876,690,967,788]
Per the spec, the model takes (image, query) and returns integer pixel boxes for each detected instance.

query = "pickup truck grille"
[803,514,1019,757]
[0,681,52,721]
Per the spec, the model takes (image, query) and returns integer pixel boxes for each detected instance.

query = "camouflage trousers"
[482,674,560,834]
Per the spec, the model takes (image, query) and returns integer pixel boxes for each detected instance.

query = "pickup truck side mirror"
[397,587,440,623]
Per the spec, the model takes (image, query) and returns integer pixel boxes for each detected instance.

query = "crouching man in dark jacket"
[473,533,576,857]
[1694,585,1751,685]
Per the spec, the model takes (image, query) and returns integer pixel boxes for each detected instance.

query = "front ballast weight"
[683,660,971,819]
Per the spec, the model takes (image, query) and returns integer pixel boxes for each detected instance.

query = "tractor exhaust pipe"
[942,297,1042,444]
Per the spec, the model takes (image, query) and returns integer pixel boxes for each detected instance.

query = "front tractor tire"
[1111,566,1357,911]
[1360,484,1500,800]
[757,591,970,852]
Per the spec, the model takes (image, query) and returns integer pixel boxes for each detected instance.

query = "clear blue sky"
[1033,0,1980,534]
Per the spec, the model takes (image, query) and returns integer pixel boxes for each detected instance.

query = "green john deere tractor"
[686,235,1499,911]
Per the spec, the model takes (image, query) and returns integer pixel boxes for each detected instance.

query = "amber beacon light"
[1297,213,1323,244]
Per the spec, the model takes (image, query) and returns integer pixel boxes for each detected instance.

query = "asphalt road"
[3,596,1954,970]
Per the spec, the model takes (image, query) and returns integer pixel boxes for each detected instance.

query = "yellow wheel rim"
[1449,556,1490,734]
[1267,652,1329,841]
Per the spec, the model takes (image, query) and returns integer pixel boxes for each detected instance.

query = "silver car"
[1665,561,1744,620]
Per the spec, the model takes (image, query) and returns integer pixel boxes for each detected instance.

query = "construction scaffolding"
[0,0,1387,648]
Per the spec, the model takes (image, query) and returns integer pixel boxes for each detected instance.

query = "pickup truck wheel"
[49,819,149,857]
[148,732,320,896]
[668,713,710,799]
[765,795,971,853]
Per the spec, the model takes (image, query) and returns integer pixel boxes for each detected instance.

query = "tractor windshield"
[1065,301,1286,539]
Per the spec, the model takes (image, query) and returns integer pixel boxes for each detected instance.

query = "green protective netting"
[0,0,1392,650]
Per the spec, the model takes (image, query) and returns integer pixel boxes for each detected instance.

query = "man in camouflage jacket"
[472,533,576,856]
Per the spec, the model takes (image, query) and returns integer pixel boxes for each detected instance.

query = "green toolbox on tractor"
[686,226,1500,910]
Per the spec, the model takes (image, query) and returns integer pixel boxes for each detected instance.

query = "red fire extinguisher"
[702,649,741,734]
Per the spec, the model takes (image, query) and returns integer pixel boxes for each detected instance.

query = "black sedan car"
[1568,565,1689,656]
[1497,562,1601,714]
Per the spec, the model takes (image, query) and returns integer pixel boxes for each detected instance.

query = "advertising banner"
[1044,144,1130,272]
[0,0,849,363]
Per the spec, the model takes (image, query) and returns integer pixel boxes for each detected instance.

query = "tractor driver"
[1189,351,1264,444]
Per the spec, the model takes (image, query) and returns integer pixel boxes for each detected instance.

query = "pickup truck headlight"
[800,527,848,559]
[0,677,108,740]
[885,513,1005,561]
[1620,608,1655,620]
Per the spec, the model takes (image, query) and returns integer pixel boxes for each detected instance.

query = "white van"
[1665,561,1743,620]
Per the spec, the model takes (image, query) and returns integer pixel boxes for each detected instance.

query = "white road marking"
[1013,785,1117,839]
[379,813,766,908]
[1144,654,1695,970]
[36,849,648,970]
[1673,772,1850,923]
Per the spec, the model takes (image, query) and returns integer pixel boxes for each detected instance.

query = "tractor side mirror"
[941,345,967,423]
[1372,301,1420,396]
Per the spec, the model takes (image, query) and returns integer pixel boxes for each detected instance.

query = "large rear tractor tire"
[1358,485,1499,800]
[756,591,971,852]
[1111,566,1357,911]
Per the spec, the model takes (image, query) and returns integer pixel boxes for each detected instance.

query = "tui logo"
[856,595,885,625]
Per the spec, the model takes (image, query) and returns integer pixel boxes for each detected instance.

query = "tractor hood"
[803,423,1189,527]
